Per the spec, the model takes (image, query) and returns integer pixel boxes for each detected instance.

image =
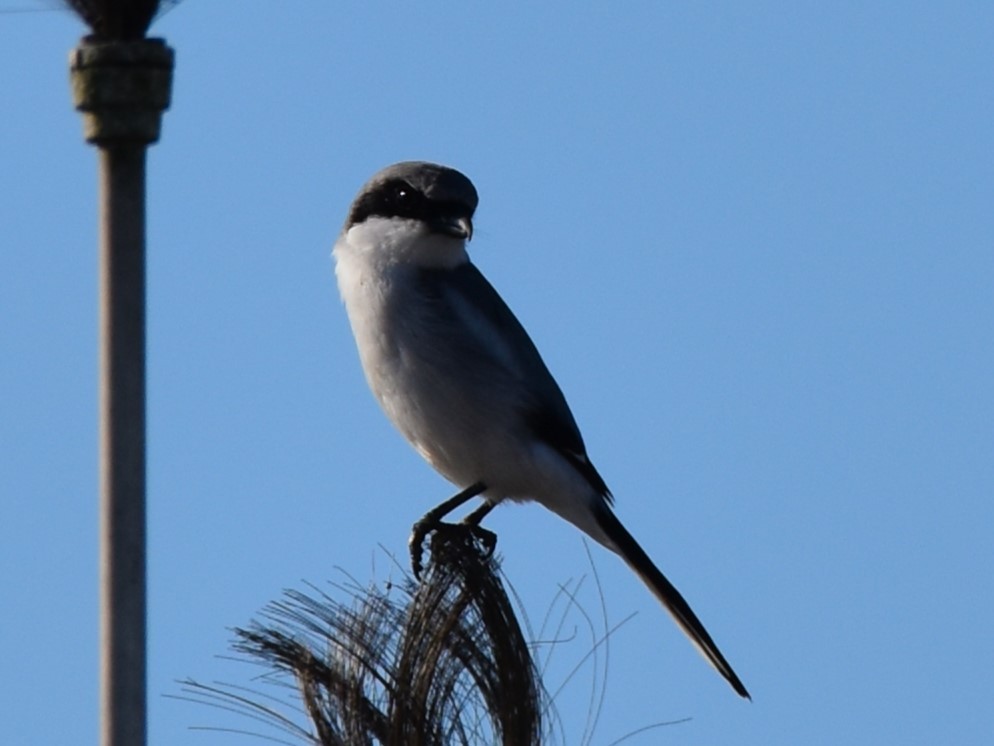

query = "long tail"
[594,503,750,699]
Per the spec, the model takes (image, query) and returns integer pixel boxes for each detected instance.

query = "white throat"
[334,216,470,272]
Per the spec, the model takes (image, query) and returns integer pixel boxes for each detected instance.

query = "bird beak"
[432,214,473,241]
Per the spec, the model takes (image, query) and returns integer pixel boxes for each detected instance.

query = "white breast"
[334,217,480,476]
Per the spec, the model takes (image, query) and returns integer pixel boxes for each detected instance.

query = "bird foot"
[409,519,497,579]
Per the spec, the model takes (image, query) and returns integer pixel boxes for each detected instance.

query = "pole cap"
[70,37,174,145]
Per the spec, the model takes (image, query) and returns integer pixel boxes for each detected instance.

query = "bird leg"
[461,500,495,526]
[458,500,498,558]
[409,481,488,578]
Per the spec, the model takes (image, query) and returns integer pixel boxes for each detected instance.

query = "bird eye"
[377,180,423,220]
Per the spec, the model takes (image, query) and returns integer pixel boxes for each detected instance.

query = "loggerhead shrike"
[332,161,749,699]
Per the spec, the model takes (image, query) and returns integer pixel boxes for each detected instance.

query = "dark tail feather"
[594,504,750,699]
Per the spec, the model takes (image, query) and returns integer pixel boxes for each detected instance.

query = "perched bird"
[332,161,749,698]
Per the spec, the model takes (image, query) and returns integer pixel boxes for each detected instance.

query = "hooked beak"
[431,214,473,240]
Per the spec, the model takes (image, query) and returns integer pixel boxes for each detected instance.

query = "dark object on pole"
[64,0,162,40]
[180,526,546,745]
[68,25,173,746]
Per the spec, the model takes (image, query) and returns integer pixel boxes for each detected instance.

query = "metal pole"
[99,142,148,746]
[70,38,173,746]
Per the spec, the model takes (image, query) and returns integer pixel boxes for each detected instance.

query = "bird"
[332,161,749,699]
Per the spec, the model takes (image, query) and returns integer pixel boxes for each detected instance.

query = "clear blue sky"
[2,2,992,744]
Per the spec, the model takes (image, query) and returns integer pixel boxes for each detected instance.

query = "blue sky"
[2,2,992,744]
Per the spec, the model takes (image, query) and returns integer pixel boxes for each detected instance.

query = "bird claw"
[409,520,498,580]
[408,516,434,580]
[470,524,497,558]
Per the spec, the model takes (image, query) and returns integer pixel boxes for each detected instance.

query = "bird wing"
[415,263,612,500]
